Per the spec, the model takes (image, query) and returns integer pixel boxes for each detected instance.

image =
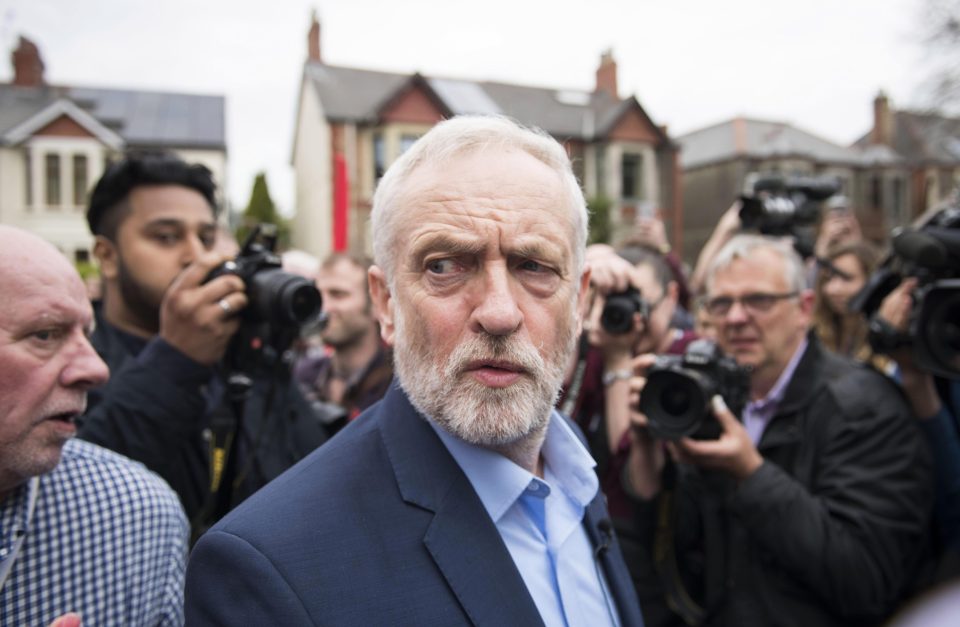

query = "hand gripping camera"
[851,206,960,379]
[600,287,650,335]
[206,224,322,380]
[739,173,842,259]
[639,339,751,440]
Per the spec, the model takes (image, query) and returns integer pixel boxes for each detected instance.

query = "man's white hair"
[370,115,588,284]
[704,234,809,294]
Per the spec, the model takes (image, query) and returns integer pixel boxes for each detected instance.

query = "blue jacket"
[185,382,644,626]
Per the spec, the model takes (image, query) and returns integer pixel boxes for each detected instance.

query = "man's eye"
[518,259,549,273]
[426,259,458,274]
[152,232,180,245]
[31,328,63,343]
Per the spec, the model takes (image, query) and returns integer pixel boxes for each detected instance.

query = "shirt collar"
[748,336,809,412]
[430,411,599,523]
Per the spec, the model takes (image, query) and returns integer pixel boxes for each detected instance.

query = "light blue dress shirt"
[431,411,620,627]
[743,337,809,444]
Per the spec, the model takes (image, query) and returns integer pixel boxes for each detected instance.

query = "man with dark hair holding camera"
[78,152,330,535]
[625,234,932,626]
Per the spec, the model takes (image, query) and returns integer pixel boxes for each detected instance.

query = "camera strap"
[560,334,590,417]
[654,461,707,626]
[190,393,244,543]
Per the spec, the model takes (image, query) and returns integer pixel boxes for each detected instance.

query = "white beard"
[392,303,578,449]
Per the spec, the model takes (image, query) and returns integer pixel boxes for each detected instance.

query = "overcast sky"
[0,0,930,215]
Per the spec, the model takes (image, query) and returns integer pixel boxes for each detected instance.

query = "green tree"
[236,172,290,249]
[587,195,613,245]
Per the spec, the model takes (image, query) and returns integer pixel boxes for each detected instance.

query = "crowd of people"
[1,115,958,626]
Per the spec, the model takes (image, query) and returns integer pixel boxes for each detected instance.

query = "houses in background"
[677,93,960,262]
[0,36,226,262]
[4,21,958,267]
[290,15,680,258]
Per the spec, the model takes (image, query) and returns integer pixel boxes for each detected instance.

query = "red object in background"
[333,154,348,251]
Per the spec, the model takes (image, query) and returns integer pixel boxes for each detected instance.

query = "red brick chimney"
[307,11,321,63]
[11,36,45,87]
[595,49,618,100]
[872,90,893,146]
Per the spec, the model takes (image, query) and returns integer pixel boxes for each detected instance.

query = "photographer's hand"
[877,279,943,419]
[159,252,249,366]
[675,395,763,480]
[623,354,666,499]
[815,211,862,258]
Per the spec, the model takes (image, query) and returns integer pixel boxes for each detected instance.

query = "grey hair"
[370,115,588,284]
[704,234,808,294]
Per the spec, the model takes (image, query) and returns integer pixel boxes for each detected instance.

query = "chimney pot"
[308,11,321,63]
[595,49,618,100]
[11,35,45,88]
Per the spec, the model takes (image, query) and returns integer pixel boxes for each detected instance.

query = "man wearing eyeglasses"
[625,234,933,626]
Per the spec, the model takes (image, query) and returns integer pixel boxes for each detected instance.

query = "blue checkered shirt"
[0,438,189,626]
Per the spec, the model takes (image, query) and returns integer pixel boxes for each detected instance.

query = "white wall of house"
[291,80,332,258]
[0,136,109,258]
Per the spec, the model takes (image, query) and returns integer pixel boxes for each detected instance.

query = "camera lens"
[249,269,322,326]
[640,369,710,440]
[601,290,643,335]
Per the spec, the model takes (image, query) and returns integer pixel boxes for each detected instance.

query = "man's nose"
[725,299,751,324]
[62,335,110,390]
[182,233,207,266]
[470,265,522,337]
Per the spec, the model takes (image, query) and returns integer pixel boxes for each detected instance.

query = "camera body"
[206,225,322,371]
[852,206,960,378]
[601,287,649,335]
[739,173,841,258]
[640,339,751,440]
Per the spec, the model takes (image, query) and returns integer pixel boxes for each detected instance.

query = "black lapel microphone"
[594,518,613,559]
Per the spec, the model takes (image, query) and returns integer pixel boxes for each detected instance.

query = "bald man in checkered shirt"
[0,225,188,626]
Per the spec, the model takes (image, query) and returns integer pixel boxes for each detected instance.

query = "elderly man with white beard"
[184,116,645,626]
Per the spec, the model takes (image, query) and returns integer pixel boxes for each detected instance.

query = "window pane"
[24,149,32,207]
[45,154,61,206]
[621,153,642,199]
[73,154,88,207]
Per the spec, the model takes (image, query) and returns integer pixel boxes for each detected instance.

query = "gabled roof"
[303,61,670,144]
[0,83,226,149]
[3,98,124,148]
[678,117,864,169]
[853,110,960,165]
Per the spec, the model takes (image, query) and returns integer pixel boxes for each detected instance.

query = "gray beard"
[392,304,578,452]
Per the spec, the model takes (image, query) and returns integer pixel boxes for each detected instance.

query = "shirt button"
[0,547,8,557]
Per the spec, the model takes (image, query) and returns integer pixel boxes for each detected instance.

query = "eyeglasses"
[704,291,799,316]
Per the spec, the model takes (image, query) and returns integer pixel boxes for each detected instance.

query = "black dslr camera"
[739,173,842,258]
[206,224,322,376]
[601,287,649,335]
[851,206,960,379]
[639,339,751,440]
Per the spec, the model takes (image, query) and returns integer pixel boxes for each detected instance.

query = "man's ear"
[92,236,119,281]
[368,265,395,346]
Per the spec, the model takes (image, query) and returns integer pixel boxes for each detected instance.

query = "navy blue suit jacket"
[185,383,644,626]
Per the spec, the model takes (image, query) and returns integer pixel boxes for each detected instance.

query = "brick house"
[853,91,960,226]
[291,16,680,258]
[676,117,865,262]
[0,36,227,261]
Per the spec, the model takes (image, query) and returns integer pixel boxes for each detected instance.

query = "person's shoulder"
[210,406,388,536]
[56,439,186,520]
[819,352,909,419]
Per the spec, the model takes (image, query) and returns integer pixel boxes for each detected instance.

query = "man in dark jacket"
[77,152,330,536]
[625,234,933,626]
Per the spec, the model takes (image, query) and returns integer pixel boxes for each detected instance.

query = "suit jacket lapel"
[378,384,544,627]
[584,495,646,627]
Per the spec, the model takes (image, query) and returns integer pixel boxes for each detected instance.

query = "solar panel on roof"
[429,79,501,116]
